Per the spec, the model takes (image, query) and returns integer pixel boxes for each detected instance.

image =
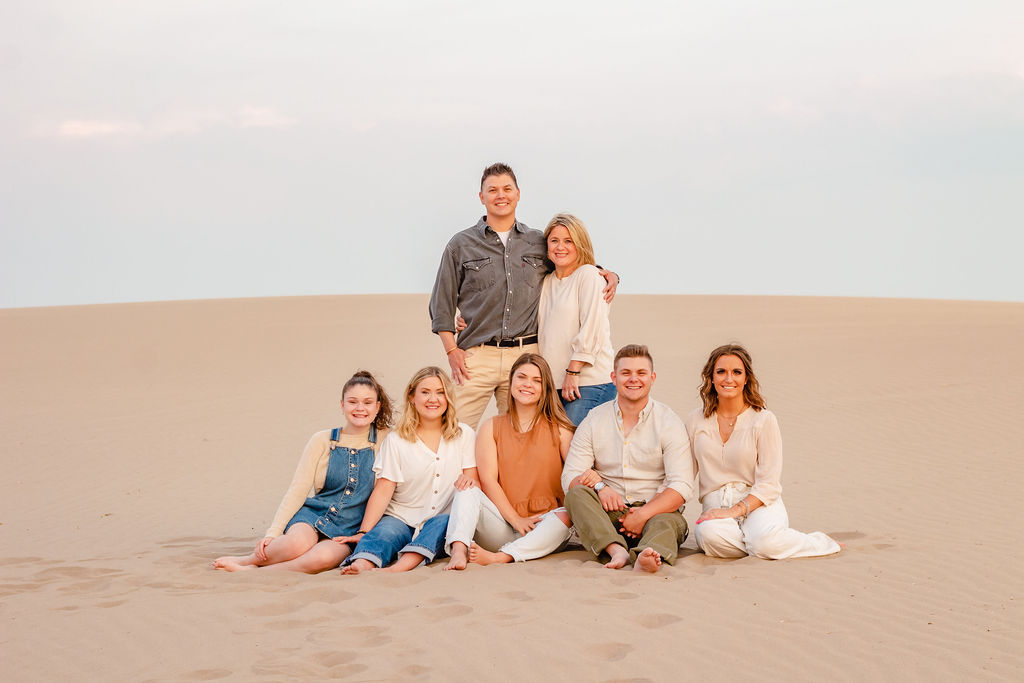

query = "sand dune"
[2,294,1022,681]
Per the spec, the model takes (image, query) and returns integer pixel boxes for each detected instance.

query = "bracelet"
[357,529,371,534]
[737,499,749,517]
[565,369,581,376]
[445,347,459,355]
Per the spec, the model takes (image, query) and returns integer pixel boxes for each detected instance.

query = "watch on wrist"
[593,481,606,492]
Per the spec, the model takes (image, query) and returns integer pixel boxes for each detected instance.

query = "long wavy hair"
[699,344,767,418]
[396,366,462,442]
[342,370,394,431]
[506,353,575,434]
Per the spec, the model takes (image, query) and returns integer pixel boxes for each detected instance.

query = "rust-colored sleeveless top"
[493,414,564,516]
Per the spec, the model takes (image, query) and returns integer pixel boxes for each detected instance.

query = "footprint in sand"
[498,590,533,602]
[418,603,473,621]
[314,651,358,669]
[400,664,432,677]
[184,669,231,680]
[585,642,633,662]
[343,625,392,647]
[0,557,46,567]
[96,599,127,608]
[632,613,681,629]
[245,600,304,617]
[607,591,639,600]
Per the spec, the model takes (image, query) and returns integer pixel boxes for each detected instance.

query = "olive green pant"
[565,486,688,565]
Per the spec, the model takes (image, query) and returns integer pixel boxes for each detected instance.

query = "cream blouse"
[685,408,783,505]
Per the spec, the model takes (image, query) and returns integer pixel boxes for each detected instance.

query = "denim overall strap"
[368,424,377,444]
[331,427,342,442]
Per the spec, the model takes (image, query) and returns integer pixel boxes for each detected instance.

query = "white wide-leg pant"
[444,487,571,562]
[696,483,840,559]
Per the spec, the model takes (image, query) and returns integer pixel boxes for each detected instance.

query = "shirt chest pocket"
[461,257,495,293]
[521,255,546,291]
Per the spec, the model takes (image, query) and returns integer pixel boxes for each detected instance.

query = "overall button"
[350,463,356,467]
[330,506,336,512]
[344,490,351,495]
[349,449,357,454]
[349,478,355,482]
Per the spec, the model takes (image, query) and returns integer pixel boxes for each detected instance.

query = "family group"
[213,163,840,576]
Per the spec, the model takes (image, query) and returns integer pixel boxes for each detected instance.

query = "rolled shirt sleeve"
[561,414,596,493]
[374,433,406,483]
[568,266,612,368]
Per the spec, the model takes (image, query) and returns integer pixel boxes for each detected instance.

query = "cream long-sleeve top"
[375,424,477,529]
[684,408,783,506]
[561,399,695,506]
[265,428,384,538]
[538,264,614,388]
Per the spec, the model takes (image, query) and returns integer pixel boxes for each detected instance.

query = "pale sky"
[2,1,1022,308]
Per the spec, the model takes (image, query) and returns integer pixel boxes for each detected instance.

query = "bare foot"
[469,542,512,566]
[340,558,376,575]
[633,547,662,573]
[445,543,469,571]
[212,556,256,572]
[603,543,630,569]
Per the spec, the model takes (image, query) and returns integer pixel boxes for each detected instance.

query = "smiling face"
[479,173,520,222]
[612,355,656,405]
[341,384,380,429]
[412,375,448,422]
[712,354,747,403]
[510,362,544,407]
[546,225,578,270]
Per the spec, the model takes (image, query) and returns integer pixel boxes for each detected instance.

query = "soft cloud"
[50,106,295,139]
[57,120,142,138]
[238,106,297,129]
[766,97,822,123]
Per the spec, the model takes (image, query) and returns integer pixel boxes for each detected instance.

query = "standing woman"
[444,353,575,569]
[685,344,841,559]
[537,213,616,426]
[339,367,477,574]
[213,371,393,573]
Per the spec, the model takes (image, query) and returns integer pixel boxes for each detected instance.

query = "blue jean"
[561,382,617,426]
[345,513,450,568]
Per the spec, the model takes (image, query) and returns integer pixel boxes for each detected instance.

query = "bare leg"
[259,540,351,574]
[445,541,469,571]
[340,558,378,575]
[633,546,662,573]
[469,542,513,566]
[604,542,630,570]
[378,552,427,573]
[213,524,318,571]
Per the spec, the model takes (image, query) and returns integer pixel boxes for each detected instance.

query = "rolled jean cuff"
[401,543,438,563]
[345,551,383,568]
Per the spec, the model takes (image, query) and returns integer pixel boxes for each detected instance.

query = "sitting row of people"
[213,343,840,575]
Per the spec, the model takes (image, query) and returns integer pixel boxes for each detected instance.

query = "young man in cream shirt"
[561,344,694,573]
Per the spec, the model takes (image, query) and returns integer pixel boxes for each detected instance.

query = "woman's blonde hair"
[396,366,462,442]
[699,344,767,418]
[543,213,595,268]
[506,353,575,434]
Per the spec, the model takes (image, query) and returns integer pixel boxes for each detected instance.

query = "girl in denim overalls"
[339,367,478,574]
[213,371,394,573]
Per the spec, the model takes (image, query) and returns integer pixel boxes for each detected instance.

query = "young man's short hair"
[614,344,654,370]
[480,162,518,190]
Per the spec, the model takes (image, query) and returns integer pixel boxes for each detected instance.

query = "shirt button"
[436,473,440,477]
[434,490,438,494]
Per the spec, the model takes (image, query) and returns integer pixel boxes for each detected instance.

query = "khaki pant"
[565,486,688,565]
[454,342,539,429]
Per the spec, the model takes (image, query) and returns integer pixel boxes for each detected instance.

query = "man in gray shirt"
[429,162,617,428]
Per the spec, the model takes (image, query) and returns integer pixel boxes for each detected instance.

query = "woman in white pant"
[685,344,841,560]
[444,353,576,569]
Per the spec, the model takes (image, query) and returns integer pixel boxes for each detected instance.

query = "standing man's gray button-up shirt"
[429,217,551,350]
